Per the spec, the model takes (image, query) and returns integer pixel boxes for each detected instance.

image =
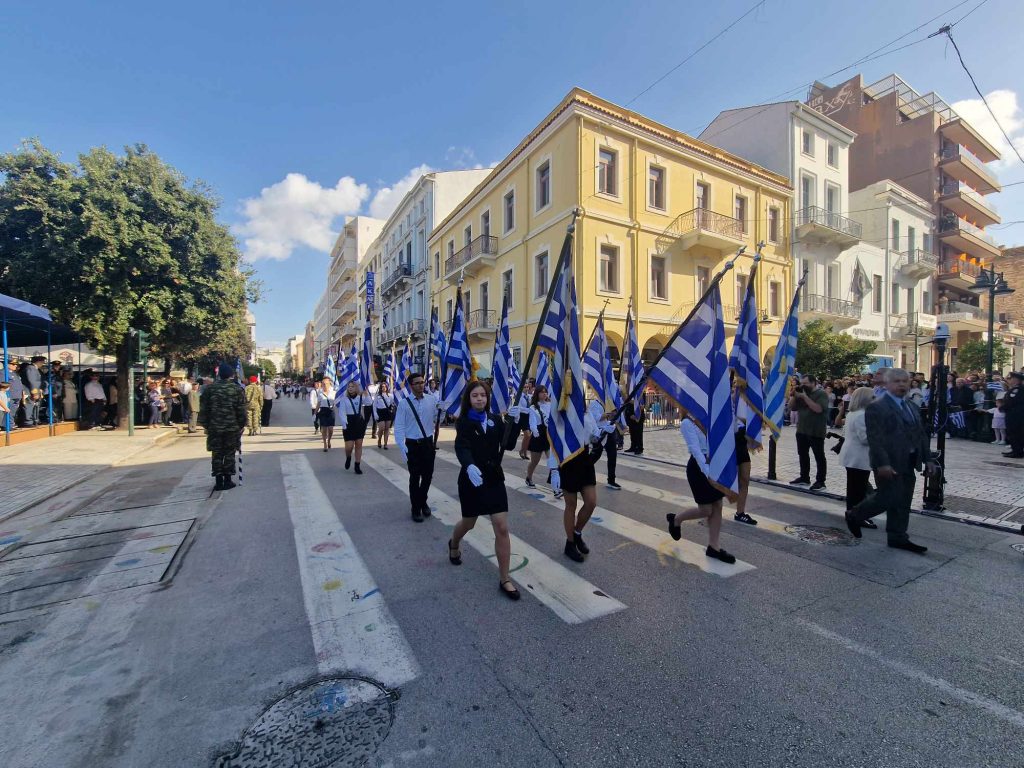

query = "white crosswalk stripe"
[281,454,419,687]
[359,451,627,624]
[433,452,756,578]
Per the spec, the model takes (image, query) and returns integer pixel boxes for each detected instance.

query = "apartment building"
[428,88,793,376]
[328,216,384,351]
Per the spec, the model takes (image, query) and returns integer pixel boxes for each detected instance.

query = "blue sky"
[3,0,1022,347]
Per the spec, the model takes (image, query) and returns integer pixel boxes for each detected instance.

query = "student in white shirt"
[309,381,322,433]
[523,385,550,488]
[338,380,371,474]
[516,378,535,459]
[374,382,395,450]
[315,379,336,452]
[394,372,441,522]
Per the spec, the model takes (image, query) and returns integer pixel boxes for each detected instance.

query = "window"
[480,282,489,315]
[800,175,814,209]
[872,275,883,313]
[447,240,455,260]
[906,287,914,314]
[768,207,780,243]
[512,346,522,370]
[536,161,550,210]
[827,265,839,298]
[697,265,710,297]
[891,282,900,314]
[534,251,549,299]
[923,290,931,311]
[598,148,617,195]
[463,225,472,248]
[648,165,666,210]
[907,226,916,255]
[406,241,412,264]
[481,210,490,239]
[827,142,838,167]
[651,256,667,300]
[463,290,471,314]
[446,299,453,323]
[891,219,900,251]
[824,183,839,214]
[802,130,814,156]
[734,195,748,233]
[696,181,710,210]
[502,268,513,311]
[736,273,748,306]
[599,244,619,293]
[503,190,515,233]
[434,251,440,275]
[769,281,782,316]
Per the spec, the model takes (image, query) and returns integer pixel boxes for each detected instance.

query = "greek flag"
[383,347,395,389]
[582,316,607,405]
[440,289,470,416]
[535,230,589,466]
[489,296,512,416]
[335,346,359,398]
[536,350,551,391]
[987,380,1006,392]
[949,409,966,430]
[621,307,644,414]
[395,339,413,400]
[647,283,738,498]
[235,358,244,385]
[508,357,521,402]
[324,354,337,387]
[729,261,768,447]
[360,323,373,390]
[764,281,802,436]
[429,306,446,383]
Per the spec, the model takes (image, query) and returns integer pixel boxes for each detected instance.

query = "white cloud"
[368,164,433,220]
[236,173,369,261]
[951,89,1024,169]
[445,146,484,169]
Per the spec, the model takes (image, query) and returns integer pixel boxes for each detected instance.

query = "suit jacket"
[454,417,504,478]
[864,395,929,474]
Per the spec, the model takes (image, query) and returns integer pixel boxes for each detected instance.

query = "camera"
[826,431,845,454]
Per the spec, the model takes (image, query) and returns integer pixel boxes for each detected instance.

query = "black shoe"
[705,546,736,564]
[861,518,877,529]
[448,539,462,566]
[1002,451,1024,458]
[354,463,362,475]
[888,540,927,554]
[499,580,521,600]
[734,512,758,526]
[844,511,862,539]
[214,475,225,491]
[809,481,826,491]
[573,532,590,555]
[789,477,810,486]
[666,513,682,541]
[564,540,585,563]
[606,481,621,490]
[345,455,351,470]
[412,509,424,523]
[222,475,237,490]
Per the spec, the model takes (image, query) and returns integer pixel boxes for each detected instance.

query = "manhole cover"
[215,676,397,768]
[784,525,859,546]
[1011,543,1024,556]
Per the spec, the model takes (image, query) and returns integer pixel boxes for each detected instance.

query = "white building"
[328,216,384,352]
[311,290,332,372]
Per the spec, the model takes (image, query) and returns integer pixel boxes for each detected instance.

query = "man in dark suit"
[625,400,645,455]
[845,368,938,554]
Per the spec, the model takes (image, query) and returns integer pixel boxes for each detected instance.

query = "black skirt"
[528,425,549,454]
[317,406,335,428]
[375,408,392,423]
[457,465,508,518]
[560,451,597,494]
[517,414,530,433]
[735,428,751,465]
[342,414,367,441]
[686,455,724,505]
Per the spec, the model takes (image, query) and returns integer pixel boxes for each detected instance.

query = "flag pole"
[434,279,464,447]
[767,266,809,479]
[582,298,611,357]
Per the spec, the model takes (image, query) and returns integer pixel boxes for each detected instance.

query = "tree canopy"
[795,319,877,379]
[954,338,1011,375]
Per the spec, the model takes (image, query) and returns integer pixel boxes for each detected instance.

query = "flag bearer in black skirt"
[447,380,520,601]
[553,407,611,563]
[338,379,372,474]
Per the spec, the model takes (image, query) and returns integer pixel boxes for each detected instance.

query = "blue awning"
[1,293,81,347]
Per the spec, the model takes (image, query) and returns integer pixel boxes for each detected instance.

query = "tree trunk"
[116,339,131,430]
[163,355,172,377]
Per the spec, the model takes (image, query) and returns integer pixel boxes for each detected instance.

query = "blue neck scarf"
[467,408,487,424]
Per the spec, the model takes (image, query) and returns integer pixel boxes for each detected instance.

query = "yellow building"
[429,88,793,377]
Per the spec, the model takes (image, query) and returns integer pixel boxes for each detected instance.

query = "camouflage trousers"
[246,407,261,435]
[207,430,241,476]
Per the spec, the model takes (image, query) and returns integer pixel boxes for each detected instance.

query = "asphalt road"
[0,396,1021,768]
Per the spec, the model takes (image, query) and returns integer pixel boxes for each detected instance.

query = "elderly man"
[845,368,938,554]
[83,373,107,430]
[6,358,24,428]
[19,356,45,427]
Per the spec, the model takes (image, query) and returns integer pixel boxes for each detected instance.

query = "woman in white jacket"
[838,386,878,529]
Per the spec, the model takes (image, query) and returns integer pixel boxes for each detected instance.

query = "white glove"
[531,427,540,438]
[436,400,446,412]
[508,405,521,419]
[467,464,483,487]
[550,469,561,492]
[602,423,616,434]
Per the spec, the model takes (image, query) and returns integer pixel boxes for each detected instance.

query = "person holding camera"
[789,374,829,491]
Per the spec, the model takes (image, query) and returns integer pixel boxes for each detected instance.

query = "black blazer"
[454,416,503,474]
[864,395,929,474]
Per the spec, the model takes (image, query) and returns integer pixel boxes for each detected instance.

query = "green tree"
[795,319,877,379]
[954,338,1011,374]
[256,357,278,377]
[0,140,258,426]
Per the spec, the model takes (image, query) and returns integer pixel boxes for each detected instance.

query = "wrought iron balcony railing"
[795,206,863,239]
[445,235,498,276]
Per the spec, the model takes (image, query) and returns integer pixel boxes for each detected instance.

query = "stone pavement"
[631,424,1024,533]
[0,426,181,524]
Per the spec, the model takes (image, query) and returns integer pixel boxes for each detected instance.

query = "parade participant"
[838,386,878,529]
[394,372,438,522]
[447,380,520,600]
[374,381,395,450]
[665,411,737,564]
[557,405,608,563]
[315,377,336,451]
[309,380,322,433]
[732,396,757,526]
[197,363,247,491]
[244,376,263,436]
[1001,371,1023,458]
[261,378,276,427]
[524,385,550,488]
[338,379,371,473]
[624,398,645,454]
[516,378,535,459]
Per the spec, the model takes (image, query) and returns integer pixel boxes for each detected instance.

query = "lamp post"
[968,266,1015,408]
[923,322,950,511]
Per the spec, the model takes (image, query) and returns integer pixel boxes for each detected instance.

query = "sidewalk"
[632,424,1024,534]
[0,427,182,524]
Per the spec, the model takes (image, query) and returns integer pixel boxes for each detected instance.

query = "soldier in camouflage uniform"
[197,363,247,491]
[244,375,263,436]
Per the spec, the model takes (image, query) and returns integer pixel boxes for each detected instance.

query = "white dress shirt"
[178,380,192,396]
[315,388,335,408]
[262,383,276,400]
[528,401,551,436]
[374,393,394,411]
[338,393,371,427]
[84,381,106,402]
[394,392,440,450]
[310,389,321,410]
[680,418,711,476]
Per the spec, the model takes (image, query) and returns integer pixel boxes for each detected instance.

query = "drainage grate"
[215,676,398,768]
[784,525,859,546]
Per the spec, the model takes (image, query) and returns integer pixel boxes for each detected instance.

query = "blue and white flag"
[489,295,512,416]
[648,283,738,498]
[360,323,373,390]
[440,289,470,416]
[395,339,413,400]
[729,260,768,447]
[949,409,966,430]
[508,357,521,402]
[582,316,607,406]
[764,280,802,437]
[536,350,551,391]
[429,306,446,383]
[235,358,244,384]
[383,347,395,389]
[325,354,338,388]
[987,380,1006,392]
[335,346,359,402]
[621,307,644,415]
[535,230,589,466]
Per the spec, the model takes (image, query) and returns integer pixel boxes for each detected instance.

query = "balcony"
[381,263,413,297]
[938,215,1001,261]
[330,278,356,310]
[444,235,499,283]
[937,255,982,291]
[938,304,987,332]
[939,145,1001,195]
[897,312,939,335]
[940,117,1001,163]
[794,206,862,249]
[333,300,357,325]
[798,293,862,328]
[892,249,938,281]
[938,181,1000,228]
[656,208,746,254]
[444,309,498,338]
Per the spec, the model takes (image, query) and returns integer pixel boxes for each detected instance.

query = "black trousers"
[1007,419,1024,455]
[603,432,617,483]
[851,469,916,544]
[796,432,826,483]
[406,439,435,513]
[628,422,644,453]
[845,468,871,510]
[261,399,273,426]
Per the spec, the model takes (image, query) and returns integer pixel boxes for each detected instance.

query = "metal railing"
[444,309,497,333]
[939,256,982,278]
[939,215,998,247]
[381,263,412,293]
[675,208,745,240]
[892,248,939,272]
[946,300,983,318]
[795,206,863,239]
[940,143,990,172]
[445,235,498,275]
[940,182,999,213]
[799,293,862,319]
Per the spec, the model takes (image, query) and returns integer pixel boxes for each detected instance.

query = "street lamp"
[968,266,1015,407]
[923,322,951,511]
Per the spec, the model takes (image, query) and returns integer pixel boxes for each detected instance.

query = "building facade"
[428,88,793,379]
